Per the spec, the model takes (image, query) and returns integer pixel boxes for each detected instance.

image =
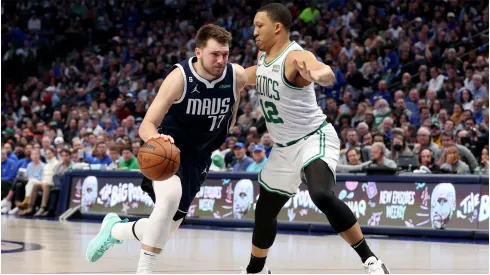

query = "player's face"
[197,39,229,77]
[253,12,276,51]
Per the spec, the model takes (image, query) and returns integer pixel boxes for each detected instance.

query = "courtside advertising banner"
[68,174,489,230]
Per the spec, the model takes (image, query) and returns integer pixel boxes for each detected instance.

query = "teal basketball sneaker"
[86,213,128,263]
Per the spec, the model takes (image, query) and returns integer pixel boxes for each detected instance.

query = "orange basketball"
[137,138,180,181]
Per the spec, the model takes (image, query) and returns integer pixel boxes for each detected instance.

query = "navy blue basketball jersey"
[158,56,236,157]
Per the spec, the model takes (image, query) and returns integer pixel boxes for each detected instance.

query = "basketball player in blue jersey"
[241,3,389,274]
[85,24,250,274]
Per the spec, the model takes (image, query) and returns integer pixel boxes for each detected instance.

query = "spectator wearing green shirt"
[299,5,320,23]
[119,146,139,170]
[246,144,268,172]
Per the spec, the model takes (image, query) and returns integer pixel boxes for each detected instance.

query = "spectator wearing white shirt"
[27,14,41,32]
[428,67,445,92]
[470,74,488,100]
[20,148,58,216]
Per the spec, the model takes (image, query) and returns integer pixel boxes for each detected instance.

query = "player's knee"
[153,176,182,204]
[309,188,335,209]
[309,188,357,233]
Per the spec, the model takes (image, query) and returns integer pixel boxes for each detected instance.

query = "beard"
[374,107,390,116]
[200,58,225,78]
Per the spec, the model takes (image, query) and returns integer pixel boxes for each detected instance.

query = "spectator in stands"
[351,102,370,127]
[414,127,441,161]
[337,142,397,172]
[20,148,58,216]
[1,149,17,205]
[345,128,361,149]
[471,74,488,100]
[53,149,74,187]
[2,149,17,184]
[93,142,112,166]
[11,149,44,215]
[72,137,94,163]
[224,137,237,168]
[119,146,139,170]
[440,146,471,174]
[107,146,121,170]
[132,140,142,157]
[390,134,414,164]
[439,130,478,171]
[346,148,362,165]
[414,148,440,174]
[246,144,268,172]
[238,103,255,132]
[40,136,53,158]
[370,81,393,106]
[474,145,489,175]
[260,132,273,158]
[373,99,391,128]
[232,142,254,172]
[3,143,18,162]
[88,115,104,136]
[0,0,487,190]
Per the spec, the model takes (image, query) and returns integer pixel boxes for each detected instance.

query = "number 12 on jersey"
[260,99,284,124]
[208,115,225,131]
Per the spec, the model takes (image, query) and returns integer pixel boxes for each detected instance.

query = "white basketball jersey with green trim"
[255,41,327,144]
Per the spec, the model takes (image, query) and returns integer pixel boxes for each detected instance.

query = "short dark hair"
[196,24,232,48]
[346,147,360,156]
[442,130,454,138]
[258,3,292,32]
[121,145,133,153]
[109,146,120,154]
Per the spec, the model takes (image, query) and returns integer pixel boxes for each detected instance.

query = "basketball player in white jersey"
[242,3,389,274]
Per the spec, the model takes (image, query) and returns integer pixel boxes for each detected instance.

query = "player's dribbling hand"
[148,134,175,144]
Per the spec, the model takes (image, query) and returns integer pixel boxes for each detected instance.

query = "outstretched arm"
[288,51,336,87]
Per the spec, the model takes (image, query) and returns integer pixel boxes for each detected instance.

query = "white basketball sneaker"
[240,266,272,274]
[363,256,390,274]
[1,198,10,208]
[8,207,19,215]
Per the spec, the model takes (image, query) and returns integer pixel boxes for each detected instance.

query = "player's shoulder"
[161,66,185,87]
[285,49,316,62]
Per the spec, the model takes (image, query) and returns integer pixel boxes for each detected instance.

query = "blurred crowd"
[1,0,489,215]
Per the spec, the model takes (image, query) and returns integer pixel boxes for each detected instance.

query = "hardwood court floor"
[1,216,488,274]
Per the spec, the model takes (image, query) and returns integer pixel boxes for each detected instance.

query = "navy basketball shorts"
[141,154,212,221]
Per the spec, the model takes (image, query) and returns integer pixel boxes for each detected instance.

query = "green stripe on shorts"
[258,171,296,197]
[302,129,326,168]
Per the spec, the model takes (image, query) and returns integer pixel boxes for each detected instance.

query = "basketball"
[137,138,180,181]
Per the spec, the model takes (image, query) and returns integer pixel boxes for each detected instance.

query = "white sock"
[111,218,148,241]
[136,249,158,274]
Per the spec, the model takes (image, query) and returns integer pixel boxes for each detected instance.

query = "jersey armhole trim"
[232,64,237,102]
[282,51,304,90]
[173,64,187,104]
